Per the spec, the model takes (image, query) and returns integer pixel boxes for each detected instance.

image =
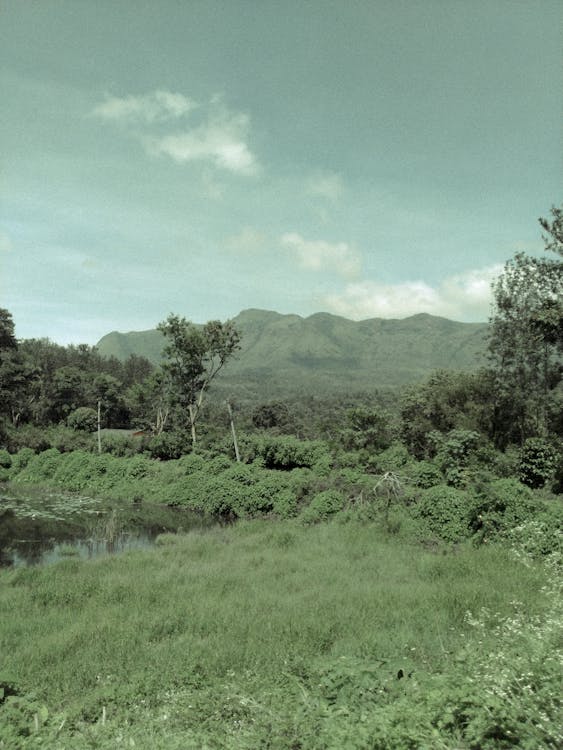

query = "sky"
[1,0,562,345]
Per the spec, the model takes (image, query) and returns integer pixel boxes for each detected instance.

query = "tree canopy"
[157,314,241,446]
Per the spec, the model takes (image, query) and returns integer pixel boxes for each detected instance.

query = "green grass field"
[1,519,560,749]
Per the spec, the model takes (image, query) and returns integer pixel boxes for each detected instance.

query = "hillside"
[97,309,488,396]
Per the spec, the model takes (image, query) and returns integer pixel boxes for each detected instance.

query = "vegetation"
[0,206,562,747]
[97,309,489,398]
[1,520,561,749]
[157,314,241,447]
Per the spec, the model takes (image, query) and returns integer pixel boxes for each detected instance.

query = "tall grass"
[0,519,558,748]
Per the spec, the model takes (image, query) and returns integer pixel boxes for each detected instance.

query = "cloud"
[281,233,361,278]
[92,90,195,123]
[93,89,259,176]
[323,264,504,321]
[226,227,267,255]
[307,172,343,203]
[146,112,258,175]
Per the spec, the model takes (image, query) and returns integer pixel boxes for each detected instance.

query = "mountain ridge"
[96,309,489,396]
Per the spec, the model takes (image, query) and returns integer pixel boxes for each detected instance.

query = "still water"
[0,483,211,567]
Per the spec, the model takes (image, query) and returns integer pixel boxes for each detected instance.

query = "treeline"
[0,319,154,431]
[0,205,561,487]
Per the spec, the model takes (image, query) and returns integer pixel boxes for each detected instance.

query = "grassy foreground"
[0,519,561,749]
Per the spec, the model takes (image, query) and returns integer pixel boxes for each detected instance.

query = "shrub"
[147,431,190,460]
[98,434,146,457]
[486,444,520,479]
[272,489,299,518]
[177,453,207,475]
[0,449,12,469]
[244,435,331,471]
[14,448,62,483]
[505,516,563,559]
[5,425,51,454]
[301,490,345,524]
[373,442,414,474]
[429,429,482,487]
[519,437,559,489]
[51,451,94,491]
[413,484,474,543]
[48,426,93,453]
[10,447,35,474]
[471,478,544,542]
[406,460,442,489]
[67,407,98,432]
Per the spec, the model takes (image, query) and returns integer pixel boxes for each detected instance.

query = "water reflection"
[6,530,159,567]
[0,484,211,568]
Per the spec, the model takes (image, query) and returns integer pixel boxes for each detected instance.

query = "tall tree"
[0,308,36,428]
[157,315,241,446]
[0,308,17,351]
[488,206,563,446]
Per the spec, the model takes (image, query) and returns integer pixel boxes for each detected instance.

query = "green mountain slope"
[97,309,488,396]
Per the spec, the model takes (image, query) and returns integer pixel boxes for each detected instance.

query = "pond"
[0,483,212,567]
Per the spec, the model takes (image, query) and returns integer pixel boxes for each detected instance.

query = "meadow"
[1,512,561,749]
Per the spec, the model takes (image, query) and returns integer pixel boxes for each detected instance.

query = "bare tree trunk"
[188,404,197,447]
[226,400,240,462]
[97,400,102,454]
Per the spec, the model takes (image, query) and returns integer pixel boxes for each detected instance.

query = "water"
[0,484,211,567]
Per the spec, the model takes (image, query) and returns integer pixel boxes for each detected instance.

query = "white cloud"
[146,113,258,175]
[92,90,195,123]
[323,264,504,321]
[281,233,361,278]
[93,90,259,176]
[307,172,343,203]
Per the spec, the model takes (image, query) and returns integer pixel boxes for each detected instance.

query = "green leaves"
[157,314,241,444]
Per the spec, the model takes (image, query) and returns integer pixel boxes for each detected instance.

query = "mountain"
[96,309,489,397]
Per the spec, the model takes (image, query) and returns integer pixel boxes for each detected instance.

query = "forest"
[0,207,561,748]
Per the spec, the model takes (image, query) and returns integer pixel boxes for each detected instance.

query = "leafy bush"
[234,434,331,471]
[373,442,414,473]
[272,489,299,518]
[519,437,559,489]
[406,459,442,489]
[147,431,190,460]
[301,489,345,524]
[4,425,51,454]
[413,484,474,542]
[98,434,147,457]
[505,517,563,559]
[48,426,93,453]
[429,429,481,487]
[10,447,35,474]
[484,444,520,479]
[177,453,207,475]
[471,478,545,542]
[67,406,98,432]
[0,449,12,468]
[15,448,62,483]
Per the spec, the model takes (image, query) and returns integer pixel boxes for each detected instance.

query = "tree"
[251,400,292,431]
[157,315,241,446]
[488,206,563,446]
[126,370,170,434]
[539,203,563,258]
[0,308,17,351]
[400,370,492,458]
[89,373,129,427]
[340,406,392,452]
[47,366,87,422]
[0,308,38,428]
